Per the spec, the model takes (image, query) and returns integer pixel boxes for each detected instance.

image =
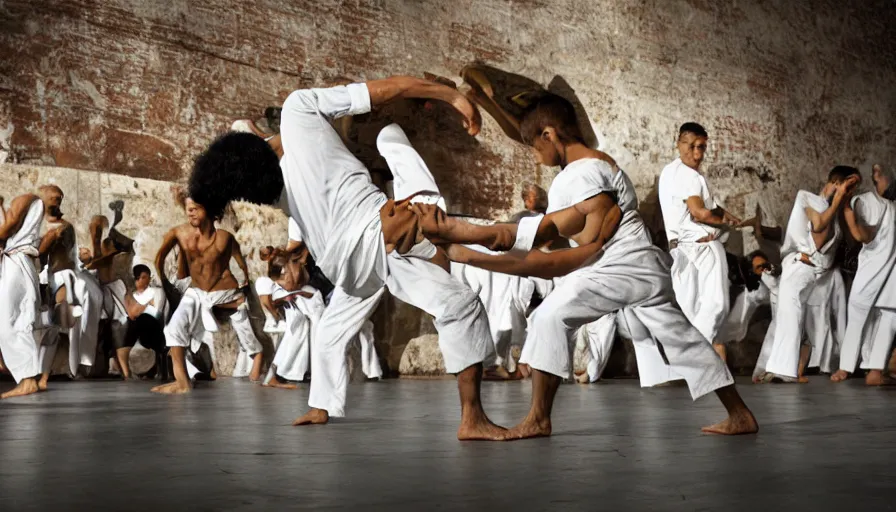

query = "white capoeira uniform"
[804,268,846,374]
[765,190,841,378]
[659,158,729,343]
[258,277,320,384]
[165,286,263,377]
[278,86,491,417]
[839,191,896,373]
[519,158,732,399]
[0,198,47,383]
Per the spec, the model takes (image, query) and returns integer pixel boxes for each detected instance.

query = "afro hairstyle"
[188,132,283,221]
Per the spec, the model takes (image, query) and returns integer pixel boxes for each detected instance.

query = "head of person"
[747,250,771,276]
[822,165,861,198]
[519,94,586,167]
[78,247,92,265]
[871,164,896,200]
[38,184,64,218]
[260,244,309,292]
[677,123,708,171]
[521,183,548,214]
[188,132,283,219]
[184,197,212,228]
[133,264,152,292]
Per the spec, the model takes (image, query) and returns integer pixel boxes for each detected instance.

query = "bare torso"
[43,220,76,273]
[174,223,239,292]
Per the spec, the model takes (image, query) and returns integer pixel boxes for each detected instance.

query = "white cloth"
[164,288,262,363]
[101,279,128,324]
[719,282,772,344]
[50,268,103,370]
[133,285,167,322]
[750,273,781,379]
[288,217,303,243]
[279,89,491,417]
[840,192,896,372]
[805,269,846,373]
[658,159,728,342]
[265,285,324,382]
[0,198,45,382]
[780,190,840,269]
[357,319,383,379]
[521,159,733,399]
[255,276,287,334]
[377,123,447,211]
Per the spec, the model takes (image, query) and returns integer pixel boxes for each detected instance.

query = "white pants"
[670,240,730,343]
[520,246,732,400]
[264,305,312,383]
[766,257,822,378]
[0,252,42,382]
[860,309,896,370]
[309,245,491,417]
[51,270,103,371]
[357,320,383,379]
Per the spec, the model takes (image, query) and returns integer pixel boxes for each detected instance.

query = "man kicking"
[151,196,263,393]
[659,123,741,362]
[762,166,859,382]
[0,193,46,398]
[832,164,896,385]
[413,93,757,437]
[190,75,503,440]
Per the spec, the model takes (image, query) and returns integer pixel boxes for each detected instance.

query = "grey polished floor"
[1,376,894,511]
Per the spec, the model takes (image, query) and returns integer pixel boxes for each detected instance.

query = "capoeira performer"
[119,264,169,380]
[0,193,49,398]
[762,166,860,382]
[190,76,506,440]
[659,123,742,362]
[415,93,757,437]
[36,186,104,378]
[152,197,264,393]
[832,164,896,385]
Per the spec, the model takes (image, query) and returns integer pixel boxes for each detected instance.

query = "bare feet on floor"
[865,370,895,386]
[456,417,509,441]
[504,415,552,440]
[702,409,759,435]
[293,408,329,426]
[1,378,40,399]
[150,381,191,395]
[830,369,850,382]
[264,380,298,390]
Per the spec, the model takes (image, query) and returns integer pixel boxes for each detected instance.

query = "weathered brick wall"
[2,0,894,225]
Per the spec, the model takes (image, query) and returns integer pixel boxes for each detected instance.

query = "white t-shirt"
[279,83,387,284]
[133,286,166,321]
[255,276,276,297]
[546,158,616,214]
[780,190,840,269]
[658,158,718,242]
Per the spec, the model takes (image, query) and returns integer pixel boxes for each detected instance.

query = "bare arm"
[124,293,148,321]
[410,204,562,252]
[38,224,71,256]
[230,237,250,288]
[842,204,877,244]
[686,196,740,227]
[366,76,481,136]
[155,228,179,285]
[258,294,280,322]
[0,194,39,244]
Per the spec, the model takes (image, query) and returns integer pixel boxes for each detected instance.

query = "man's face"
[78,247,92,264]
[523,190,538,212]
[677,133,708,170]
[184,198,207,227]
[135,271,151,291]
[40,188,64,218]
[751,255,770,276]
[530,129,562,167]
[872,165,889,197]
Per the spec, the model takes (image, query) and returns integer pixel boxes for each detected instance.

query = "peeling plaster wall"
[2,0,893,226]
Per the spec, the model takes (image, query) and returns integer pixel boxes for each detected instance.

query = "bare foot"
[264,379,298,390]
[504,415,552,440]
[457,418,509,441]
[293,408,329,426]
[150,381,191,395]
[575,371,590,384]
[483,366,512,381]
[518,363,531,379]
[1,378,40,399]
[209,369,217,380]
[38,374,49,391]
[865,370,895,386]
[830,370,850,382]
[701,410,759,435]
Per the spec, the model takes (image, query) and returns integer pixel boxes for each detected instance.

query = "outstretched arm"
[842,204,877,244]
[154,228,179,285]
[366,76,481,136]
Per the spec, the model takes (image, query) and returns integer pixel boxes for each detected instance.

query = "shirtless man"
[189,75,504,440]
[412,93,757,437]
[0,193,46,398]
[151,197,263,394]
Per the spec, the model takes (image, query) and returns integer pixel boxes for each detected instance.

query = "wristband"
[508,214,544,257]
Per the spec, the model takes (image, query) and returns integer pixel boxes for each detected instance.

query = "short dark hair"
[520,94,585,146]
[133,264,151,280]
[678,122,708,139]
[188,132,283,221]
[827,165,860,184]
[746,250,769,263]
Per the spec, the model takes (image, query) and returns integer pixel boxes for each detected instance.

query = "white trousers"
[51,270,103,371]
[766,257,821,378]
[670,240,730,343]
[520,248,732,400]
[0,253,42,382]
[309,249,491,417]
[860,309,896,370]
[357,320,383,379]
[264,306,312,383]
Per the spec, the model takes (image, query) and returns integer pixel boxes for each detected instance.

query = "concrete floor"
[1,377,894,511]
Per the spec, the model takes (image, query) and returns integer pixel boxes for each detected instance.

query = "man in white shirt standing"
[119,264,168,380]
[763,166,859,382]
[658,123,742,362]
